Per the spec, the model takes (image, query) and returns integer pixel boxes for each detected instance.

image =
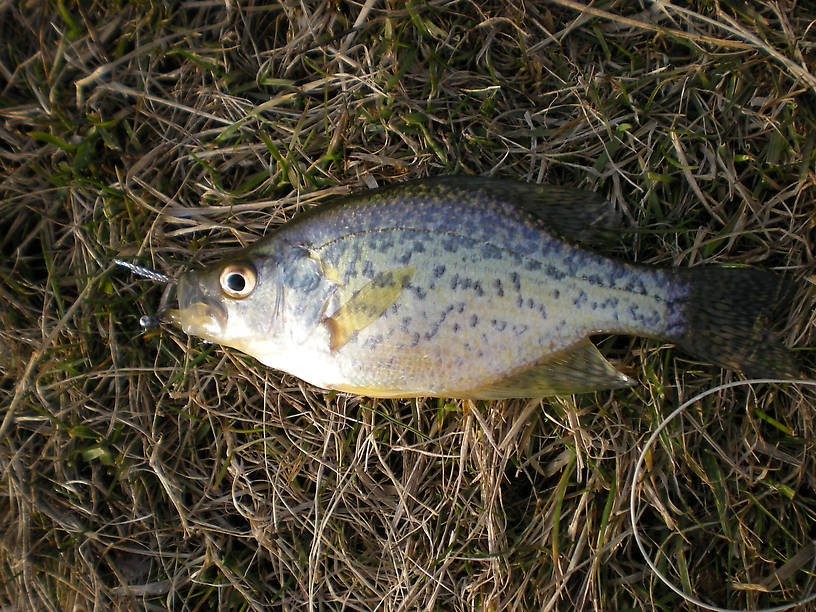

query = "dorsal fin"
[417,176,624,245]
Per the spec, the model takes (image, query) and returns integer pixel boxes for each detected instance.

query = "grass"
[1,0,816,610]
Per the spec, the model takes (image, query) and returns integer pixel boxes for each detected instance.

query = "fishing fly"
[114,259,174,331]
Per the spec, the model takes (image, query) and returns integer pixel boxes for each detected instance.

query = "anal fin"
[462,339,634,399]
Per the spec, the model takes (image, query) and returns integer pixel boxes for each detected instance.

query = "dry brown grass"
[2,1,816,610]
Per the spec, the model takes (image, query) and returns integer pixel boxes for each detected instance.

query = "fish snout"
[165,274,228,339]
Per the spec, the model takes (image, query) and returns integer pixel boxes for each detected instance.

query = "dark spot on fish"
[401,317,412,333]
[609,266,626,281]
[359,303,380,318]
[372,272,391,288]
[456,302,465,314]
[510,272,521,292]
[538,304,547,318]
[424,307,453,340]
[469,314,479,328]
[450,273,459,291]
[512,324,528,336]
[601,297,619,309]
[527,298,535,309]
[664,305,685,336]
[591,301,598,311]
[433,264,446,279]
[624,277,648,295]
[491,319,507,332]
[350,244,363,268]
[552,289,560,299]
[342,269,357,285]
[545,265,567,281]
[453,322,461,333]
[494,279,504,297]
[482,244,502,259]
[410,332,420,347]
[413,241,426,254]
[524,259,542,271]
[363,334,384,349]
[375,238,394,251]
[441,236,459,253]
[409,283,427,300]
[516,296,524,308]
[582,273,606,287]
[398,250,412,264]
[473,281,484,297]
[361,260,375,278]
[508,252,524,267]
[573,290,588,308]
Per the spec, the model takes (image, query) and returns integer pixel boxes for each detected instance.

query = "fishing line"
[113,258,175,330]
[630,378,816,612]
[113,259,174,284]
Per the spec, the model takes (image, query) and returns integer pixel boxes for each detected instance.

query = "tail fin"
[673,268,797,377]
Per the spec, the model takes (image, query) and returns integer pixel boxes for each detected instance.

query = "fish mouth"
[163,274,227,340]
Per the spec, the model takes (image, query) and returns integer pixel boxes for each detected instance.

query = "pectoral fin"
[462,339,634,399]
[325,266,414,351]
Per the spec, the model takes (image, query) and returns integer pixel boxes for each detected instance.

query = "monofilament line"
[629,378,816,612]
[113,259,174,284]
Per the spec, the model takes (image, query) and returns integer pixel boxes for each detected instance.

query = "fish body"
[169,177,794,398]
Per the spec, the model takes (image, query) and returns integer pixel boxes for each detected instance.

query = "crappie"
[167,177,795,398]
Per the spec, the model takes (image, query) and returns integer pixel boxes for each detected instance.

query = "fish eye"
[219,262,257,299]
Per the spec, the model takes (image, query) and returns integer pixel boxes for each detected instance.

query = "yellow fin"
[325,266,414,351]
[462,339,634,399]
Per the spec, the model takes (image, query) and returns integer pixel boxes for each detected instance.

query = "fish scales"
[302,230,678,394]
[168,177,796,398]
